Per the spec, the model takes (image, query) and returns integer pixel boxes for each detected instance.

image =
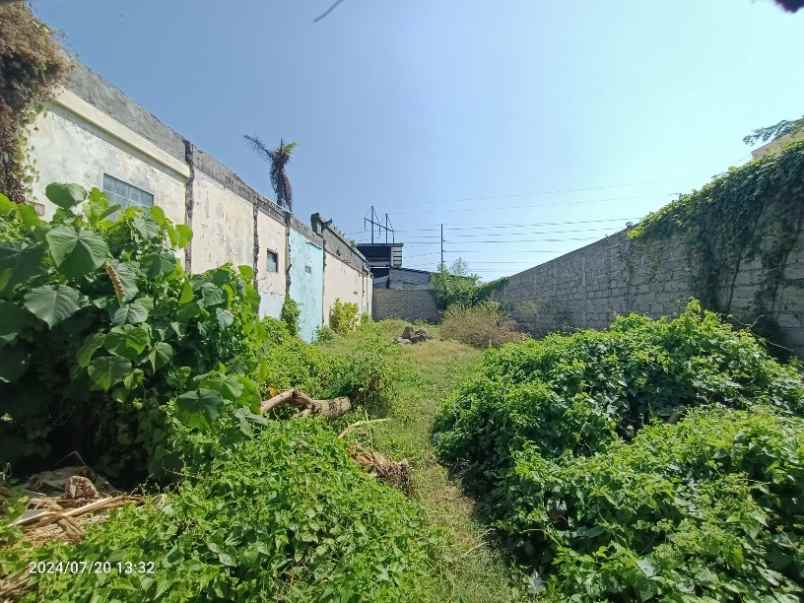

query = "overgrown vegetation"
[0,2,70,202]
[434,301,804,600]
[0,184,450,602]
[328,298,359,335]
[10,420,439,602]
[629,140,804,351]
[0,185,399,485]
[280,296,300,337]
[440,302,523,348]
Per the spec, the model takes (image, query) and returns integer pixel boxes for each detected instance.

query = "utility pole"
[440,223,445,271]
[362,206,395,245]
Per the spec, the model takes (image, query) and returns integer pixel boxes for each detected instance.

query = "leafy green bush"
[440,302,523,348]
[507,408,804,601]
[280,296,300,337]
[431,266,480,310]
[435,300,803,489]
[0,185,265,482]
[329,298,359,335]
[21,420,441,602]
[433,300,804,599]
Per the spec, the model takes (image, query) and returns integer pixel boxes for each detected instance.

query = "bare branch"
[313,0,345,23]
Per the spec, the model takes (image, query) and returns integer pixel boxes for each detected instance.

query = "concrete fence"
[25,62,371,341]
[490,214,804,357]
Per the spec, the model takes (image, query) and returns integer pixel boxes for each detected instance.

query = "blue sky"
[32,0,804,280]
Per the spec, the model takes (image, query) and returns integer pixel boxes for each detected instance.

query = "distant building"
[356,243,403,279]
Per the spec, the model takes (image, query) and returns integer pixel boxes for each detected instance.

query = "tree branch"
[313,0,345,23]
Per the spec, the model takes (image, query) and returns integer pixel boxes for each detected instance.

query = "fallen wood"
[261,389,352,418]
[348,444,412,495]
[260,389,296,413]
[9,495,142,531]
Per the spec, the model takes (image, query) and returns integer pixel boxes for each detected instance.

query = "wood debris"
[260,388,352,418]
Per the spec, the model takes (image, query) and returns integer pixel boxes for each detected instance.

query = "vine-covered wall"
[492,140,804,357]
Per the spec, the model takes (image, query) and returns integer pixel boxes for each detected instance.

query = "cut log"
[261,389,352,418]
[260,389,296,413]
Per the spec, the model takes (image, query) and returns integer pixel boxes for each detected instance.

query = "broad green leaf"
[131,215,161,241]
[111,298,151,325]
[0,244,46,293]
[0,345,31,383]
[107,260,139,301]
[23,284,82,328]
[46,226,110,278]
[77,332,106,368]
[45,183,87,209]
[88,356,132,391]
[200,283,225,307]
[143,251,177,278]
[174,224,193,249]
[123,368,145,391]
[0,193,14,215]
[148,341,174,374]
[178,281,194,304]
[149,206,168,226]
[104,325,150,360]
[176,300,202,321]
[238,265,255,283]
[0,301,34,336]
[216,308,234,329]
[175,388,224,430]
[16,204,40,229]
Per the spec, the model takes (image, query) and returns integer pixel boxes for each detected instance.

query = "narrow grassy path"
[350,325,525,602]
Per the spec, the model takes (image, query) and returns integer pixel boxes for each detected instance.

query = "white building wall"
[256,210,287,318]
[324,252,371,325]
[26,93,187,228]
[190,170,254,273]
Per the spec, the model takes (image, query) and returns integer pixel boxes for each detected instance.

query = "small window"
[305,265,312,274]
[103,174,154,209]
[266,250,278,273]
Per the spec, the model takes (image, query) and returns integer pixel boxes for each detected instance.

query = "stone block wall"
[372,289,441,323]
[491,215,804,356]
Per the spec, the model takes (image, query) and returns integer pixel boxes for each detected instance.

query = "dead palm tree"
[244,136,296,211]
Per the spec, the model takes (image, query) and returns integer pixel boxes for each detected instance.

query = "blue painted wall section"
[288,226,324,342]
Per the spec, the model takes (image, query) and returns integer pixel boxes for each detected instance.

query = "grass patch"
[337,325,528,601]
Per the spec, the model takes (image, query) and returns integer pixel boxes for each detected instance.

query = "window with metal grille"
[266,250,278,273]
[103,174,154,209]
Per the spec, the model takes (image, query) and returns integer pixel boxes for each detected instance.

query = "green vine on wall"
[629,139,804,351]
[0,1,71,202]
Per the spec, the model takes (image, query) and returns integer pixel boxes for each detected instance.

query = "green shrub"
[314,324,336,343]
[431,267,480,310]
[440,302,523,348]
[433,300,804,599]
[22,420,441,602]
[329,298,359,335]
[0,185,264,482]
[507,408,804,601]
[280,296,300,337]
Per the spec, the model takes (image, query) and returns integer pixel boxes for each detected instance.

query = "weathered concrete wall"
[323,252,369,323]
[372,289,440,323]
[288,223,324,341]
[190,169,254,273]
[256,209,286,319]
[26,59,372,339]
[27,99,187,226]
[491,218,804,356]
[311,213,372,322]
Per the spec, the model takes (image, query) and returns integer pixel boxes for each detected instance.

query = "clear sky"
[31,0,804,280]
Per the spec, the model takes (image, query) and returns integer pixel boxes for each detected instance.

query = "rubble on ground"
[394,325,431,345]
